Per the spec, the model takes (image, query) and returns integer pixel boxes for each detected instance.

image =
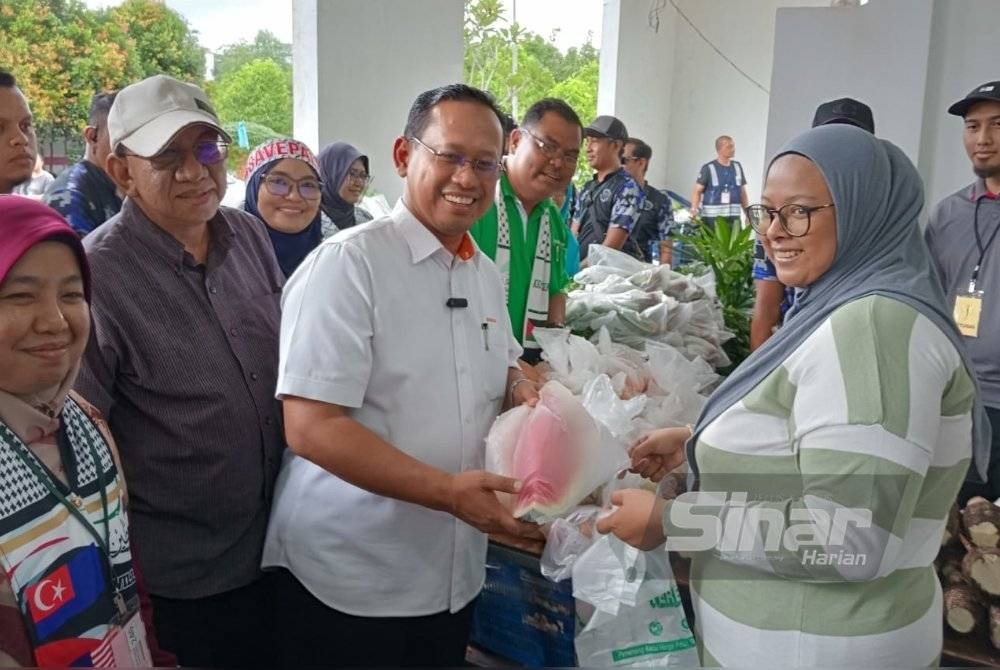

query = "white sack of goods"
[485,381,629,524]
[568,245,732,369]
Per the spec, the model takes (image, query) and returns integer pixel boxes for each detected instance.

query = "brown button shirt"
[76,198,285,599]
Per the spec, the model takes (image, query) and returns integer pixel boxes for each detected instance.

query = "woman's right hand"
[628,426,691,482]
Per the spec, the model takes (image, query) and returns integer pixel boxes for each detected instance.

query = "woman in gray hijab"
[317,141,373,236]
[596,124,989,667]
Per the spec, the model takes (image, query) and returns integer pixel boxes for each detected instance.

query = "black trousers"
[272,567,476,667]
[150,576,276,668]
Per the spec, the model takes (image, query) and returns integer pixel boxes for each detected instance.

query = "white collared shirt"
[262,200,521,616]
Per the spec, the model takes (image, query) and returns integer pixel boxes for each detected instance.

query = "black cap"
[583,115,628,141]
[948,81,1000,117]
[812,98,875,134]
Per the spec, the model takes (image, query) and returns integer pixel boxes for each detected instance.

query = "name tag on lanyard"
[955,290,984,337]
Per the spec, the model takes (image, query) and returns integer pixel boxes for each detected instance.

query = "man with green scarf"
[470,98,580,364]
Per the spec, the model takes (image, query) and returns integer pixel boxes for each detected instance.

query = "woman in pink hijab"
[0,196,169,667]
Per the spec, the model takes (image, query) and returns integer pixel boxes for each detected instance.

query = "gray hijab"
[689,124,991,482]
[318,141,369,230]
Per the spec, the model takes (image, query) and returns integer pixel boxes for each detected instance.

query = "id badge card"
[97,611,152,668]
[720,190,731,205]
[954,290,984,338]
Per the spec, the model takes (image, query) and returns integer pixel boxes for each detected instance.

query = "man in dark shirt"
[0,70,36,194]
[924,80,1000,502]
[75,74,284,668]
[622,137,673,262]
[45,91,122,235]
[574,115,643,263]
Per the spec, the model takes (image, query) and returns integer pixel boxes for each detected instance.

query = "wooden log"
[961,536,1000,597]
[963,497,1000,549]
[945,584,985,634]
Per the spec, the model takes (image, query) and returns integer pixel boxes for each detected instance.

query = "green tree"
[0,0,140,143]
[213,59,292,136]
[108,0,204,82]
[463,0,599,183]
[213,30,291,80]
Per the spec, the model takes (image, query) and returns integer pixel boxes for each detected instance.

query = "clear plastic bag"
[484,382,629,523]
[573,536,699,667]
[540,505,603,582]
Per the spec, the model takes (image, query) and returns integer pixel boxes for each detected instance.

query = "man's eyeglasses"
[408,136,501,176]
[264,174,323,200]
[621,156,641,164]
[346,169,373,187]
[521,127,580,164]
[129,141,230,173]
[745,202,835,237]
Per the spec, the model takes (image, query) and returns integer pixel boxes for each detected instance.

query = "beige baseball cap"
[108,74,231,157]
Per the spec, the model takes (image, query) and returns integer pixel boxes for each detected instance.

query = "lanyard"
[4,418,126,615]
[970,197,1000,292]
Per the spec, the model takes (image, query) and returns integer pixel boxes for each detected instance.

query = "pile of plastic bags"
[566,246,732,368]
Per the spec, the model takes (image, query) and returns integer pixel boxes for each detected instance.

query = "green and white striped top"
[664,295,974,667]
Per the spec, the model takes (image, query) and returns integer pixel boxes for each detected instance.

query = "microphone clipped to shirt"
[446,298,468,308]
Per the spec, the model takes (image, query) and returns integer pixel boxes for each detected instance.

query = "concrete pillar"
[597,0,677,191]
[293,0,465,204]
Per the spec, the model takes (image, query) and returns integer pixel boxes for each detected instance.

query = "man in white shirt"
[263,83,543,667]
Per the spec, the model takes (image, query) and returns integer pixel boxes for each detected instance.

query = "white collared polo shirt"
[262,200,521,616]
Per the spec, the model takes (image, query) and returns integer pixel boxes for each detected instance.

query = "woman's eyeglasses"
[745,203,834,237]
[263,174,323,200]
[346,169,373,187]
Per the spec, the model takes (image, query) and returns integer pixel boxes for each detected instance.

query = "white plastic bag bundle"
[585,244,650,276]
[484,382,629,523]
[573,536,699,667]
[540,505,603,582]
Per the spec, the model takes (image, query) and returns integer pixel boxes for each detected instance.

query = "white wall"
[293,0,465,203]
[918,0,1000,210]
[767,0,934,178]
[665,0,828,200]
[597,0,677,190]
[601,0,828,199]
[767,0,1000,217]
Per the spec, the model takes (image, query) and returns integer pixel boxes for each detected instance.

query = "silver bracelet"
[508,377,533,401]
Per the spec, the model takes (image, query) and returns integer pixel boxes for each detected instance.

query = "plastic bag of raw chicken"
[485,381,629,524]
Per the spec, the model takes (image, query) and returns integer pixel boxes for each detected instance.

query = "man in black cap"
[690,135,747,228]
[574,114,643,263]
[811,97,875,134]
[750,97,876,351]
[924,80,1000,501]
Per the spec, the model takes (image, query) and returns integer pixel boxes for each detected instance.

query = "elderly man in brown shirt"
[75,74,284,668]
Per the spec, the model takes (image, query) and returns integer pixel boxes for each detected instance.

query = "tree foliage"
[0,0,202,141]
[107,0,204,81]
[213,59,292,137]
[213,30,291,80]
[463,0,598,182]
